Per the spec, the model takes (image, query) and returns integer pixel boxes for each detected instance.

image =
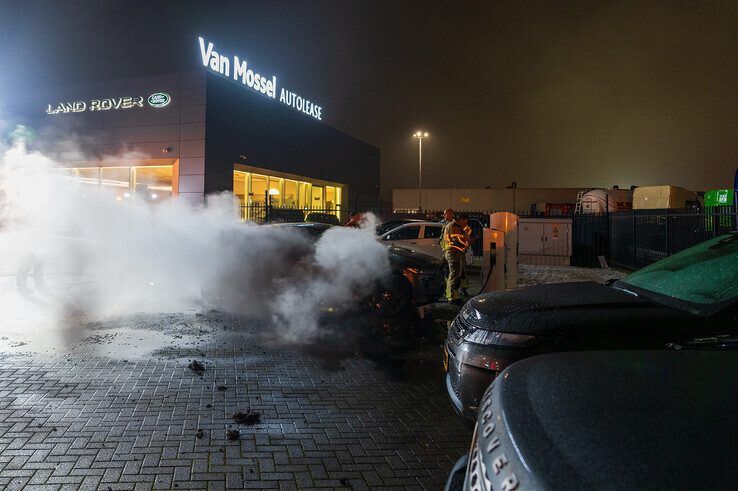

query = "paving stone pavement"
[0,316,471,490]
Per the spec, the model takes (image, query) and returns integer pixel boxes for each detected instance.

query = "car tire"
[369,276,411,317]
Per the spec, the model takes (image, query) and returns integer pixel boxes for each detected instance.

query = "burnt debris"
[188,360,205,374]
[233,410,261,425]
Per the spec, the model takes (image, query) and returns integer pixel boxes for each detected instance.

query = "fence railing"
[609,206,735,270]
[243,203,736,270]
[240,204,348,225]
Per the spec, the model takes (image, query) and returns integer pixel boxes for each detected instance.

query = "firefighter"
[440,208,454,224]
[442,213,471,304]
[344,211,363,228]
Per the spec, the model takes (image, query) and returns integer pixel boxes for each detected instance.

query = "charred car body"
[446,232,738,422]
[276,222,444,316]
[446,350,738,490]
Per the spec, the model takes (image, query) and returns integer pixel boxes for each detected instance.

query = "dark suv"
[445,232,738,422]
[446,350,738,489]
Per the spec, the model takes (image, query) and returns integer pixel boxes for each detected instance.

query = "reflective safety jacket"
[442,221,470,252]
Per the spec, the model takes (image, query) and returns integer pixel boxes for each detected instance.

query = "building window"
[101,167,132,200]
[133,166,173,201]
[232,167,345,221]
[251,174,267,204]
[311,186,324,208]
[234,171,247,205]
[326,186,337,210]
[74,168,100,187]
[268,177,283,206]
[284,180,298,207]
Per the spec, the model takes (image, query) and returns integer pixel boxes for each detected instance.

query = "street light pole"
[413,131,428,212]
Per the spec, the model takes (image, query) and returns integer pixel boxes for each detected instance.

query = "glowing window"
[133,166,172,201]
[311,186,324,208]
[284,180,298,207]
[251,174,267,204]
[234,171,247,205]
[101,167,131,200]
[74,168,100,186]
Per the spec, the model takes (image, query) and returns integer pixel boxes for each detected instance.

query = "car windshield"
[613,232,738,316]
[377,221,409,235]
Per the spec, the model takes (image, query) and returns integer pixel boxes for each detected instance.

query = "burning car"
[286,222,444,316]
[445,232,738,422]
[445,349,738,490]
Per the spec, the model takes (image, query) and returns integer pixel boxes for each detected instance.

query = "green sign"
[705,189,733,207]
[147,92,171,108]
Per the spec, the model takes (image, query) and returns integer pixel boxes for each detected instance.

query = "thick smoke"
[0,136,391,341]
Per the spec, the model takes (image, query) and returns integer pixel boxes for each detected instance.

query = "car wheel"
[369,276,411,317]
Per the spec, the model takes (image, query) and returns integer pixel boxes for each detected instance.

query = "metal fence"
[609,206,735,269]
[241,202,736,269]
[571,213,610,267]
[240,204,348,225]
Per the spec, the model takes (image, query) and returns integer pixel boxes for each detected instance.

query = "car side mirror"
[384,234,392,241]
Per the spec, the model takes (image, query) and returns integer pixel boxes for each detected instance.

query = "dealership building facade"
[9,64,380,219]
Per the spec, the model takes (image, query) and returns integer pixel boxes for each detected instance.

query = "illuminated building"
[9,71,379,220]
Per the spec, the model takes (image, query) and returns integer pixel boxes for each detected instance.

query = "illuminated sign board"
[197,36,323,121]
[147,92,171,108]
[45,92,171,115]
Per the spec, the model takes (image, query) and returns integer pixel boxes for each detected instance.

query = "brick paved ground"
[0,309,471,490]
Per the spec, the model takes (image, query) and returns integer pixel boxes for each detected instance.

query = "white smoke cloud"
[0,134,391,340]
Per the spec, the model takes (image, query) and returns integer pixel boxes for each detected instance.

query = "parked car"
[275,222,444,316]
[267,208,306,223]
[379,221,474,263]
[376,218,424,236]
[305,212,341,226]
[445,350,738,490]
[445,232,738,422]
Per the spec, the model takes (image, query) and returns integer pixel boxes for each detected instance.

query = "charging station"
[480,212,518,292]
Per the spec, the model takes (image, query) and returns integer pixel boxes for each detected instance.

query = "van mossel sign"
[197,36,323,121]
[45,92,171,115]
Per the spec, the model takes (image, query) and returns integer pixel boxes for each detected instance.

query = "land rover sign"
[147,92,171,108]
[46,91,172,115]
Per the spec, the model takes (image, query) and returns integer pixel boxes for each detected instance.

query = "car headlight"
[464,330,535,346]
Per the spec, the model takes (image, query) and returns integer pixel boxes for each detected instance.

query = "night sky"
[1,0,736,197]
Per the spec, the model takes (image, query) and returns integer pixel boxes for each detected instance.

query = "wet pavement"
[0,276,470,489]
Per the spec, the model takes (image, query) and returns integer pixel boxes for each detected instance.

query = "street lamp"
[413,130,429,212]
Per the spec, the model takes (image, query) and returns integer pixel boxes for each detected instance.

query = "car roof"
[381,218,424,224]
[381,221,444,235]
[272,222,332,229]
[478,350,738,489]
[386,221,443,229]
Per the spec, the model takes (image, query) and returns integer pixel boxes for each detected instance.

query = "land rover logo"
[147,92,171,108]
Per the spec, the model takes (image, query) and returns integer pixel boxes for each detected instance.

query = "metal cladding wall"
[7,72,208,204]
[202,73,380,206]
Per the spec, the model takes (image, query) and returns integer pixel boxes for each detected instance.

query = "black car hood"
[474,350,738,489]
[459,281,647,334]
[388,245,441,269]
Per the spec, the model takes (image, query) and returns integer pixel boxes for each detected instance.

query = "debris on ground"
[216,385,227,391]
[340,478,350,486]
[195,429,204,439]
[233,410,260,425]
[188,360,205,373]
[226,428,240,440]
